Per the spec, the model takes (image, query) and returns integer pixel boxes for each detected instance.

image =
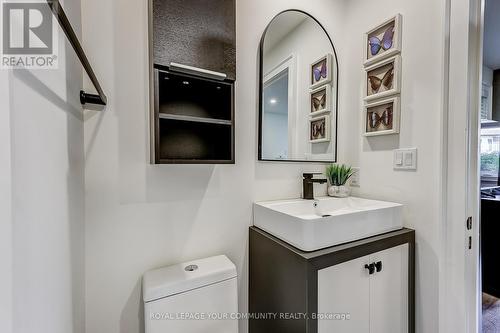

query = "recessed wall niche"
[149,0,236,164]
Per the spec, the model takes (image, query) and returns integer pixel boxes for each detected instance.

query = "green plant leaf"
[326,163,354,186]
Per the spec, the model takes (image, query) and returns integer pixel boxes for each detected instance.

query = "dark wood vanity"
[249,226,415,333]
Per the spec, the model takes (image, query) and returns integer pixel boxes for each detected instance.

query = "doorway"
[479,0,500,331]
[262,55,297,160]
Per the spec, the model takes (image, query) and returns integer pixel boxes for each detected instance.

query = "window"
[481,83,493,120]
[481,96,490,120]
[480,125,500,187]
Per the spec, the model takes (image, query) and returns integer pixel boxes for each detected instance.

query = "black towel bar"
[47,0,107,106]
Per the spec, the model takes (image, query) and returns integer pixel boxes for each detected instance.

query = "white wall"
[82,1,335,333]
[340,1,445,332]
[7,1,86,333]
[82,1,445,333]
[0,64,13,333]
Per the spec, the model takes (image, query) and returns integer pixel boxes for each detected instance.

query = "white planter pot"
[328,185,350,198]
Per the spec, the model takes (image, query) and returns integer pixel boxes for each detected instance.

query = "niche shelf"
[149,0,236,164]
[158,114,232,126]
[152,67,234,164]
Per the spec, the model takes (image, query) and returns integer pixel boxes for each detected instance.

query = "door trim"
[441,0,482,331]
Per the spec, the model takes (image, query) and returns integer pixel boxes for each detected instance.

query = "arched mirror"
[258,10,338,162]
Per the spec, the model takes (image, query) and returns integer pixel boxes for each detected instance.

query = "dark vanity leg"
[249,228,309,333]
[408,232,415,333]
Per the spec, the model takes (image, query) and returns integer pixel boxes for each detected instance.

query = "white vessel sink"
[253,197,403,252]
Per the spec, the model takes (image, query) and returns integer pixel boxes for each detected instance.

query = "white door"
[369,244,409,333]
[318,255,370,332]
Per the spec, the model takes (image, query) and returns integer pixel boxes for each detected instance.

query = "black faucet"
[303,173,327,200]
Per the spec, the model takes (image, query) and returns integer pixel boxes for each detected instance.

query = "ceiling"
[484,0,500,70]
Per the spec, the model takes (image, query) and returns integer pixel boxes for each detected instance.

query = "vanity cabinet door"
[318,255,370,332]
[369,244,409,333]
[317,244,409,333]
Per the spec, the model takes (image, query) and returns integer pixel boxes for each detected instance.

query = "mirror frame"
[258,9,339,163]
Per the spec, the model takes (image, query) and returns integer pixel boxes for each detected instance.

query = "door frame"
[263,54,298,158]
[441,0,483,332]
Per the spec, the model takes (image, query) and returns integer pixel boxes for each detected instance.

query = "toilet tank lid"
[142,255,237,303]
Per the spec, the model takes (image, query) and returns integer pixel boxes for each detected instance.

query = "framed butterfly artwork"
[310,115,330,143]
[363,96,400,136]
[310,85,332,116]
[364,55,401,102]
[364,14,402,67]
[310,54,333,89]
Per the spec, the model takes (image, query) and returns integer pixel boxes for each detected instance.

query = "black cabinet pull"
[365,263,375,275]
[375,261,383,273]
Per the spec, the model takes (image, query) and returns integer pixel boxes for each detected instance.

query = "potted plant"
[326,164,354,198]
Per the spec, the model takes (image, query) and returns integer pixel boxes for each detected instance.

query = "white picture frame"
[364,55,401,102]
[363,96,400,136]
[364,14,402,67]
[310,54,333,90]
[310,114,331,143]
[310,84,333,116]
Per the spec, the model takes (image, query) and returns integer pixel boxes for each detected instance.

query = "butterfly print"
[313,62,327,82]
[368,106,393,129]
[311,120,326,139]
[312,93,326,112]
[368,65,394,93]
[369,25,394,56]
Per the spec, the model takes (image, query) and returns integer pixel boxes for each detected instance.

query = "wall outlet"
[350,167,360,187]
[394,148,417,170]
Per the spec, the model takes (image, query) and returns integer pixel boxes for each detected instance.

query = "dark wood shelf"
[156,113,234,164]
[158,113,232,126]
[151,68,235,164]
[158,158,235,164]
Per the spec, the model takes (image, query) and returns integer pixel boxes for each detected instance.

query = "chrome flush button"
[184,264,198,272]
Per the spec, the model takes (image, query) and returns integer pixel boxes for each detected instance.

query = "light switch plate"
[394,148,417,170]
[395,151,403,166]
[350,167,360,187]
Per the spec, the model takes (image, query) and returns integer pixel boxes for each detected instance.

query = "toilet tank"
[143,255,238,333]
